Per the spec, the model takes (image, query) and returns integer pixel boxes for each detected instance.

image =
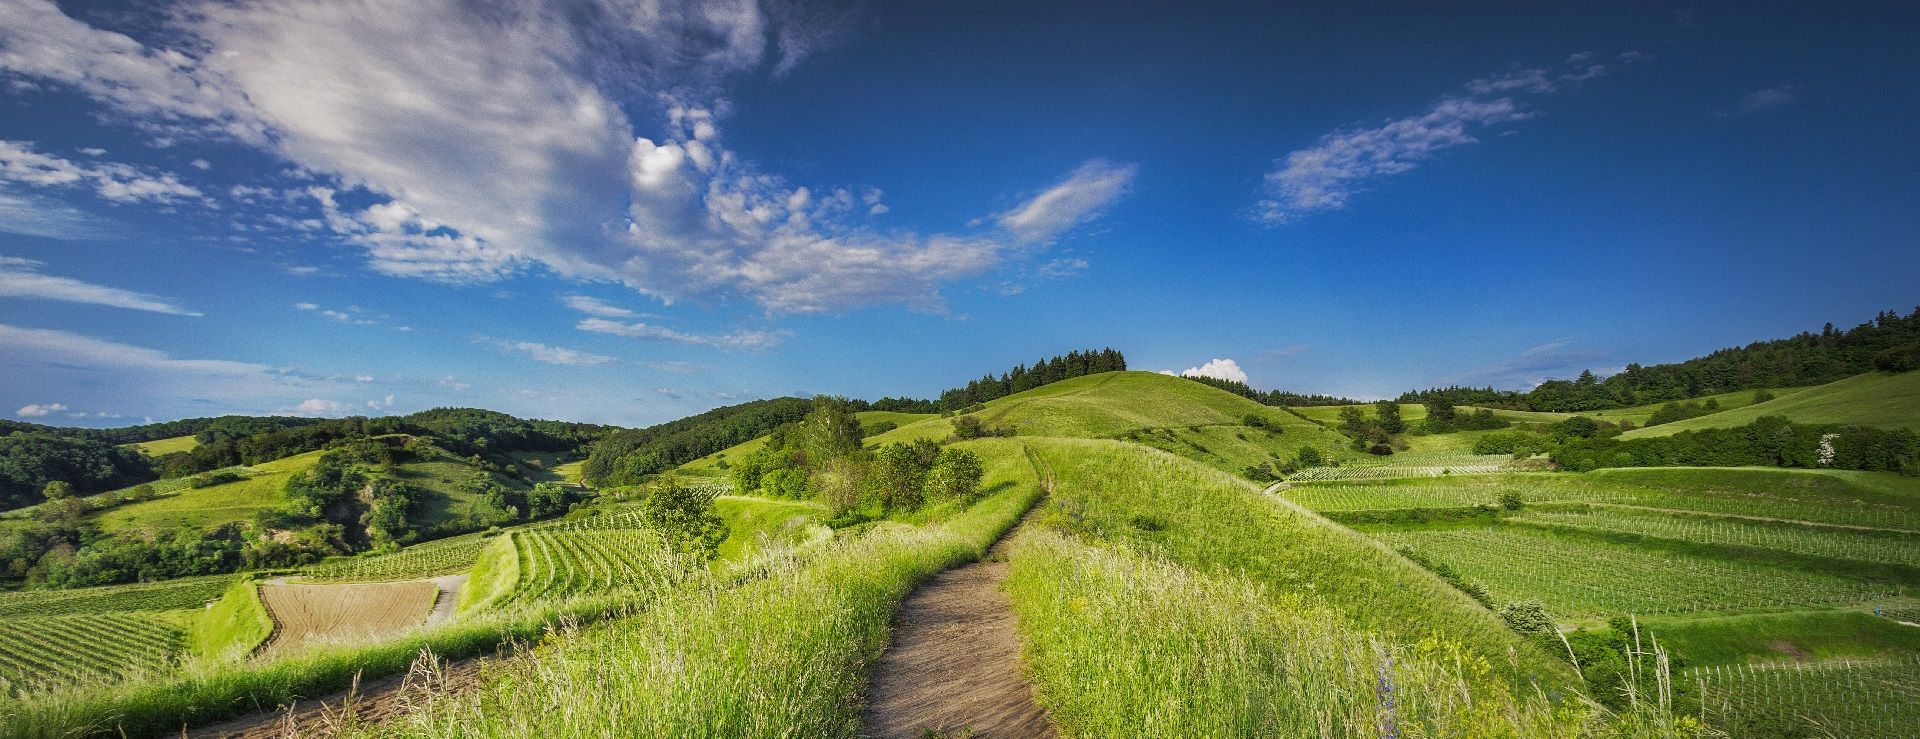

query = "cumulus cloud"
[283,398,343,416]
[16,402,65,417]
[1255,55,1639,223]
[482,337,618,366]
[0,140,202,203]
[576,317,790,350]
[996,160,1137,244]
[1177,358,1249,384]
[0,255,202,315]
[0,1,1127,313]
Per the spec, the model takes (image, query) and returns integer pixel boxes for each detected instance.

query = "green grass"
[869,372,1302,443]
[1580,387,1811,427]
[1373,525,1897,619]
[456,534,520,613]
[186,579,271,661]
[351,438,1043,738]
[95,451,323,531]
[389,445,528,529]
[1642,610,1920,667]
[1624,371,1920,438]
[0,615,183,695]
[0,576,234,618]
[125,435,199,456]
[712,495,825,562]
[672,433,770,480]
[1116,422,1355,476]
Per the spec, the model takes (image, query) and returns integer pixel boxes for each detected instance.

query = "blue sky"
[1,0,1916,427]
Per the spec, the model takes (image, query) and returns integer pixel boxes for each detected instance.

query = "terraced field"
[1285,451,1516,481]
[1373,525,1897,618]
[0,614,183,694]
[1687,657,1920,737]
[1513,507,1920,568]
[0,575,234,618]
[257,581,438,659]
[302,532,492,582]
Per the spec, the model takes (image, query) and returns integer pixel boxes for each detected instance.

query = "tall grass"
[356,439,1042,738]
[1006,529,1588,737]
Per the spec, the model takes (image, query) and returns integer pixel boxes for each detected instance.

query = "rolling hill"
[1623,371,1920,438]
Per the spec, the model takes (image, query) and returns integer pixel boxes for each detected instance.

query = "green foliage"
[640,480,728,560]
[1471,430,1553,456]
[1496,599,1555,635]
[0,432,154,510]
[1375,399,1405,434]
[1551,416,1918,473]
[924,447,984,504]
[0,575,233,618]
[583,397,811,486]
[868,439,939,511]
[1873,341,1920,372]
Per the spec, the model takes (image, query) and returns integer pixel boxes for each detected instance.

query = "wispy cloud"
[0,255,202,315]
[1724,85,1800,116]
[1255,53,1644,224]
[996,160,1137,244]
[561,294,639,318]
[576,317,790,350]
[480,337,618,366]
[15,402,65,417]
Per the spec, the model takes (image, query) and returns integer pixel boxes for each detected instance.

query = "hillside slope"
[872,371,1302,441]
[1623,371,1920,438]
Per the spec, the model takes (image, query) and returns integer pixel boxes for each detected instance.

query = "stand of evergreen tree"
[934,348,1127,409]
[1400,308,1920,412]
[1179,375,1360,407]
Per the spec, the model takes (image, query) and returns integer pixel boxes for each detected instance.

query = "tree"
[925,447,984,503]
[871,442,934,511]
[1374,401,1405,434]
[640,480,727,560]
[951,415,986,440]
[40,481,74,501]
[812,457,870,516]
[1295,446,1323,468]
[796,397,863,466]
[1424,399,1458,426]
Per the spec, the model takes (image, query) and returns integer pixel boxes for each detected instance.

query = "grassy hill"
[125,435,199,456]
[1623,371,1920,438]
[96,451,324,531]
[872,372,1303,440]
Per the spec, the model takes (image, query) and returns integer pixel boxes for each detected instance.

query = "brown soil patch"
[258,581,437,659]
[1768,639,1812,660]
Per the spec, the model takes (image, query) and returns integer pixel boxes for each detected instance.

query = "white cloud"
[996,160,1137,244]
[353,374,375,382]
[16,402,65,417]
[367,393,395,410]
[293,302,319,310]
[576,317,789,350]
[0,323,267,376]
[284,398,342,416]
[1177,358,1249,384]
[483,337,618,366]
[0,140,202,203]
[0,256,202,315]
[0,1,1124,313]
[561,294,638,318]
[0,190,109,240]
[1728,85,1799,116]
[1255,56,1627,223]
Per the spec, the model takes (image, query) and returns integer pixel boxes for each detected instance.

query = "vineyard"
[1514,508,1920,568]
[0,614,183,694]
[302,532,491,582]
[0,575,234,618]
[1285,452,1516,482]
[497,527,695,606]
[1375,526,1898,618]
[1687,656,1920,737]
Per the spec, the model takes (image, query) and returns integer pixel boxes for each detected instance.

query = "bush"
[1496,600,1555,636]
[1874,341,1920,373]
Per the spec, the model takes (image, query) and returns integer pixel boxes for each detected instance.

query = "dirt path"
[860,454,1055,738]
[425,574,467,625]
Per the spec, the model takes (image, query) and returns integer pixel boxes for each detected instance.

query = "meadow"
[1623,371,1920,437]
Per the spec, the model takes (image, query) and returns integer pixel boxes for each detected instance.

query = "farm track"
[860,449,1055,738]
